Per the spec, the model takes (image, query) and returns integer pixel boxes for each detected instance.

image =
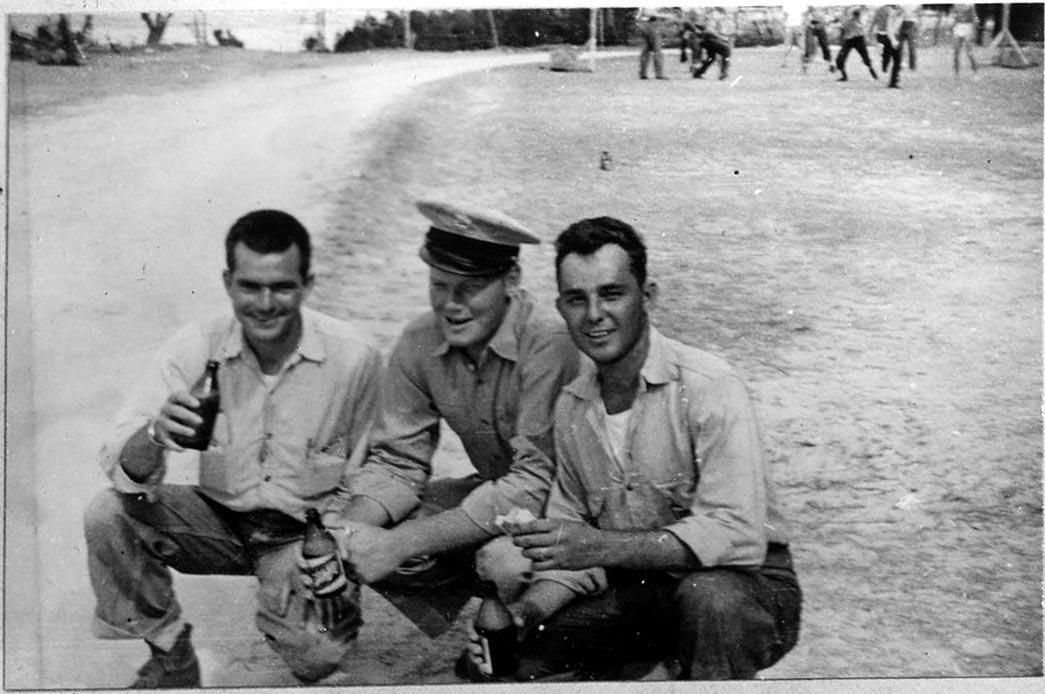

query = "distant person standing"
[951,4,979,76]
[897,5,920,70]
[872,5,901,81]
[779,2,805,69]
[802,5,835,73]
[691,22,732,80]
[636,8,670,80]
[836,7,879,82]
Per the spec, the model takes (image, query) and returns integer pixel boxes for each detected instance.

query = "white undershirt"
[601,401,632,463]
[260,373,280,390]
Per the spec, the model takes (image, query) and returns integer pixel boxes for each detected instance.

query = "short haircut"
[225,209,311,279]
[554,216,648,287]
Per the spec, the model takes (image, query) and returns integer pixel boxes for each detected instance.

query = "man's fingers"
[514,518,554,535]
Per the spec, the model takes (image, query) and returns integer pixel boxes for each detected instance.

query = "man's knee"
[265,632,347,683]
[475,535,533,603]
[83,488,128,544]
[675,569,759,627]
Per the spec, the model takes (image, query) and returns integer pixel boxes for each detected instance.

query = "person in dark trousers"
[680,20,703,66]
[897,4,920,70]
[459,217,802,681]
[802,6,835,73]
[83,210,384,687]
[691,22,731,80]
[836,7,878,82]
[636,8,670,80]
[872,4,902,87]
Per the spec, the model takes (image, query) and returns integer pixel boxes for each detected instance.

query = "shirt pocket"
[199,447,257,497]
[295,448,347,498]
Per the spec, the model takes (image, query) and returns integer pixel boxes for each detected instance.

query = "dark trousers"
[836,36,876,79]
[516,544,801,681]
[638,22,664,79]
[898,20,917,70]
[693,40,731,79]
[803,23,832,63]
[877,33,901,86]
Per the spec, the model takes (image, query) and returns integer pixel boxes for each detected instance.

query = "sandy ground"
[6,38,1043,692]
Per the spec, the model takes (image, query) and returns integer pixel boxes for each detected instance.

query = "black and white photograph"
[4,1,1043,690]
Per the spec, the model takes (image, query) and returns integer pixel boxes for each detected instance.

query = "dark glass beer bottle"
[475,581,518,677]
[170,360,220,450]
[301,509,348,598]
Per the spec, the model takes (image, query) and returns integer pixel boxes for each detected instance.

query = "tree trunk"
[404,9,414,49]
[487,9,499,48]
[141,12,172,46]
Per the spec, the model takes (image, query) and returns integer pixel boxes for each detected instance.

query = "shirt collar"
[432,288,527,362]
[216,308,326,365]
[564,326,675,401]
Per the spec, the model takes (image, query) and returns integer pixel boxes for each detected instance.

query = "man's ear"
[222,269,232,293]
[504,264,521,290]
[643,280,659,312]
[302,273,316,299]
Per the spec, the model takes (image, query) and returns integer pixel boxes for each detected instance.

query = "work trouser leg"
[368,476,533,637]
[84,486,254,644]
[877,33,892,72]
[854,37,877,78]
[900,21,916,69]
[719,47,732,79]
[84,485,361,682]
[816,27,832,62]
[515,579,674,681]
[835,40,853,78]
[516,546,802,681]
[695,52,716,77]
[674,552,802,679]
[890,40,903,86]
[252,540,361,682]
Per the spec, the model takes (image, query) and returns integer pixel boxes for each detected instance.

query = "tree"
[141,12,172,46]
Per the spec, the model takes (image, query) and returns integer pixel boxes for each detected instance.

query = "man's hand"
[462,585,570,678]
[342,524,411,584]
[510,519,604,571]
[150,391,205,450]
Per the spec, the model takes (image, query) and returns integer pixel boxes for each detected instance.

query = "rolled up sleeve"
[98,326,207,499]
[351,337,439,523]
[663,375,769,567]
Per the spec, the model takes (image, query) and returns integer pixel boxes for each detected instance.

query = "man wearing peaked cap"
[416,199,541,277]
[322,200,580,644]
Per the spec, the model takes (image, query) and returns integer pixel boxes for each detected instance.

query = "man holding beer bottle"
[83,209,383,686]
[461,216,802,681]
[329,200,579,642]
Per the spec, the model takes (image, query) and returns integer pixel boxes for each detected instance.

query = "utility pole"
[588,7,597,51]
[404,9,413,49]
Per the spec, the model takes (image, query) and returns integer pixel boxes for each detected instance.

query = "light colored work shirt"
[99,308,384,521]
[350,289,580,535]
[842,11,866,40]
[538,327,790,596]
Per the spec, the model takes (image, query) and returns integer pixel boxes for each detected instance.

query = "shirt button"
[264,475,272,482]
[626,483,635,491]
